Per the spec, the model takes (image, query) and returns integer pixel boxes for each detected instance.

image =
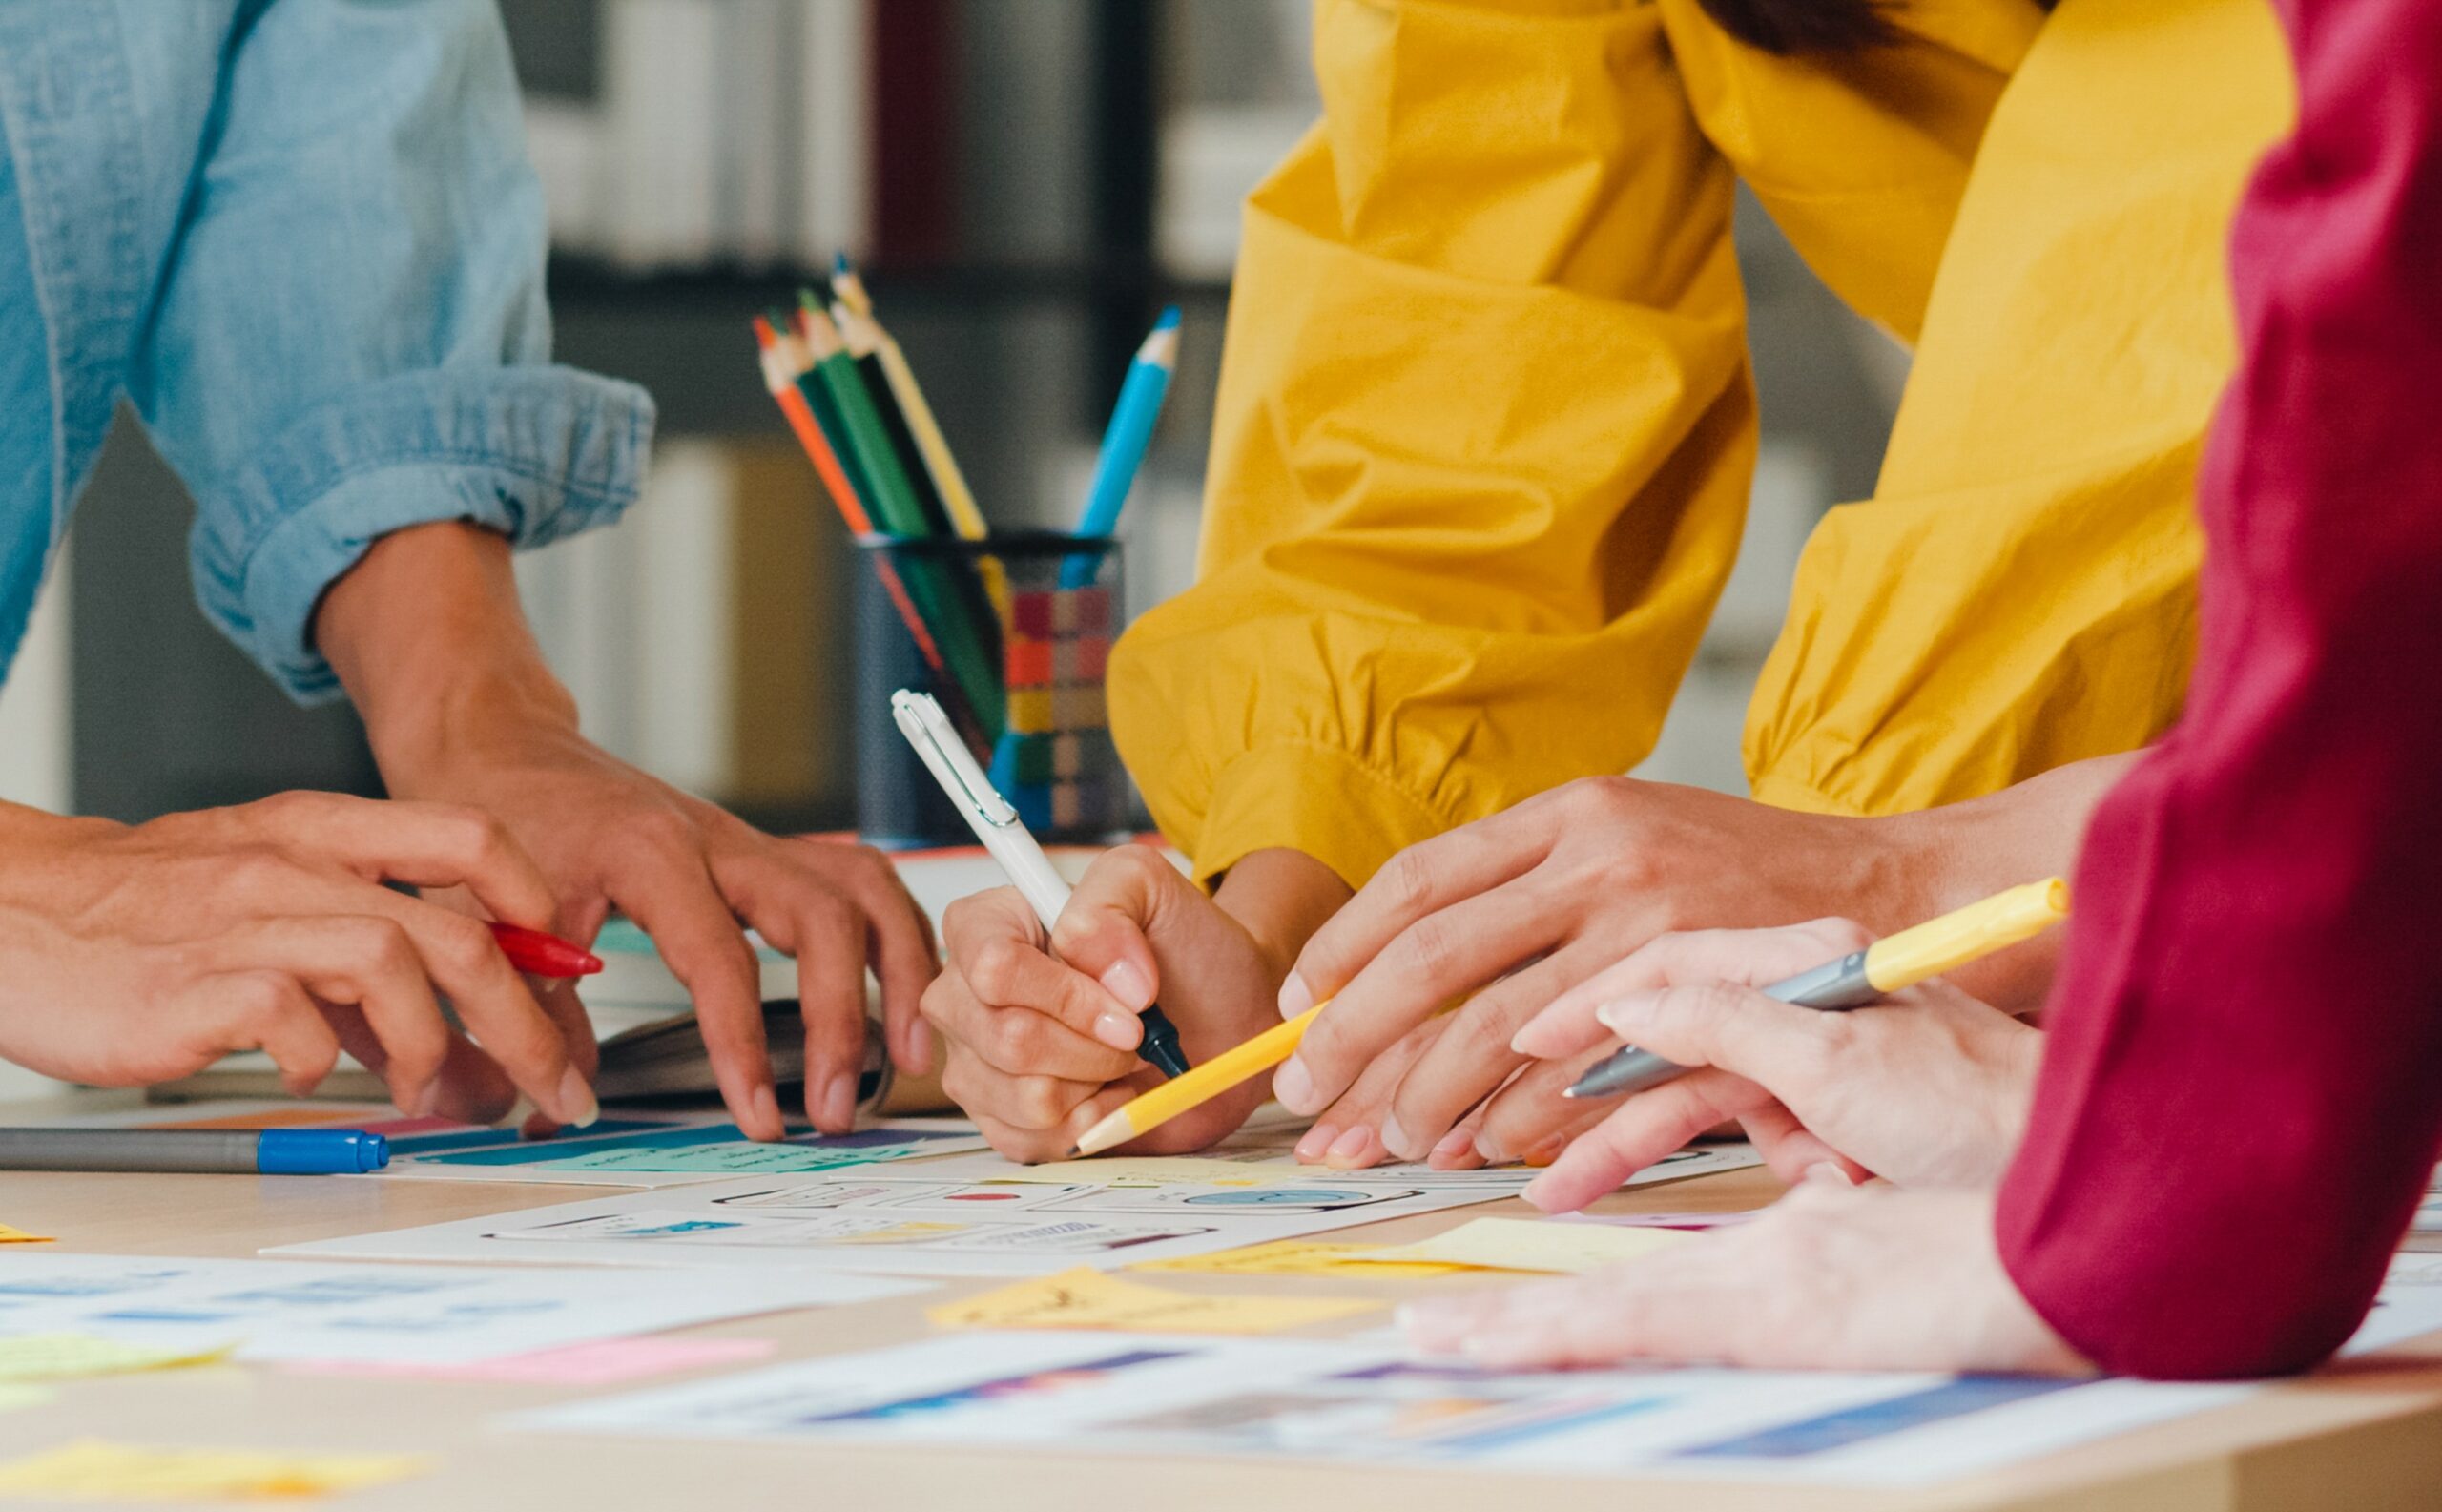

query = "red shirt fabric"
[1996,0,2442,1379]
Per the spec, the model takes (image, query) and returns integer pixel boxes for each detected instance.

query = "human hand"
[396,716,936,1140]
[921,848,1284,1161]
[1502,919,2042,1213]
[0,794,599,1125]
[1402,1180,2086,1374]
[319,520,936,1142]
[1270,777,1896,1165]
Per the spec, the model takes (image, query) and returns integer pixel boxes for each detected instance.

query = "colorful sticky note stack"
[991,583,1122,833]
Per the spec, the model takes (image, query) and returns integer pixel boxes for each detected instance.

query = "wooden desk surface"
[4,1091,2440,1512]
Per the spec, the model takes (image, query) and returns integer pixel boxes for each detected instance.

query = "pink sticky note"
[282,1336,776,1386]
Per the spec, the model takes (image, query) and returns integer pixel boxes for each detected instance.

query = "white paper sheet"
[273,1172,1528,1278]
[0,1253,923,1365]
[514,1264,2442,1486]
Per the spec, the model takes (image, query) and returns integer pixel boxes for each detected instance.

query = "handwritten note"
[0,1440,427,1501]
[1132,1239,1483,1278]
[0,1224,52,1244]
[282,1336,776,1386]
[1344,1217,1697,1274]
[0,1335,235,1384]
[928,1268,1381,1336]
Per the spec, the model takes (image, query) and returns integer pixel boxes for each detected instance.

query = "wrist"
[315,522,579,786]
[1211,848,1354,984]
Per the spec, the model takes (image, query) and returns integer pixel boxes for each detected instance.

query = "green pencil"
[800,308,1004,737]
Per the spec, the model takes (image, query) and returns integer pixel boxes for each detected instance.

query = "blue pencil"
[1062,305,1181,588]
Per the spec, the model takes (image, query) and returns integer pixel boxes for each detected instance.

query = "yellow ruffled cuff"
[1191,741,1459,892]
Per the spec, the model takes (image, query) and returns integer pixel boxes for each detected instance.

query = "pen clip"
[891,690,1018,827]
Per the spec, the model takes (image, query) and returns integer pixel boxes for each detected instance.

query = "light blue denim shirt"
[0,0,653,701]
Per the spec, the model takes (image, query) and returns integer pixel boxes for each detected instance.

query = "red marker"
[486,922,604,979]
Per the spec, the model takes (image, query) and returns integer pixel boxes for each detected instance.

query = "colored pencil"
[1062,305,1180,588]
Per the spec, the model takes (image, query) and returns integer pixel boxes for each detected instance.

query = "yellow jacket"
[1110,0,2294,888]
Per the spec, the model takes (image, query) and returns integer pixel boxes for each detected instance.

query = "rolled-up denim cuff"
[189,364,654,703]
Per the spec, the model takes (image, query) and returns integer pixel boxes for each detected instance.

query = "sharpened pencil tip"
[834,250,852,276]
[1064,1147,1081,1159]
[1153,304,1182,330]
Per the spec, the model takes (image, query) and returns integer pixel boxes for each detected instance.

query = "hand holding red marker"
[486,922,604,979]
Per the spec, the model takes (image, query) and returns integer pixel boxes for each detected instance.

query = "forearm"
[315,522,579,790]
[1878,751,2141,1011]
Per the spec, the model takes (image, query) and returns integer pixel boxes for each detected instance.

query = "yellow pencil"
[830,261,988,542]
[1072,1005,1323,1157]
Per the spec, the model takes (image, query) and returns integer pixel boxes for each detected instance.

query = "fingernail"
[824,1072,859,1131]
[1804,1162,1858,1188]
[1294,1123,1340,1163]
[1523,1172,1564,1212]
[1429,1127,1477,1170]
[1379,1114,1418,1163]
[902,1018,934,1070]
[1472,1129,1509,1167]
[1277,972,1313,1020]
[1099,960,1154,1012]
[1273,1056,1316,1114]
[1091,1010,1144,1052]
[409,1080,442,1120]
[1324,1125,1375,1169]
[1523,1135,1566,1167]
[1594,995,1651,1036]
[750,1083,784,1141]
[556,1067,599,1129]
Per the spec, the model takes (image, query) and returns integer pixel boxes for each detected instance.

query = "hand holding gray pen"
[1564,879,2070,1101]
[892,689,1190,1078]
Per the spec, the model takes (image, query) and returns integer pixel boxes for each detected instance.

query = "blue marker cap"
[256,1129,389,1174]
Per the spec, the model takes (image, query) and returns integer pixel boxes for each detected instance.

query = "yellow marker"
[1073,1006,1320,1157]
[1565,877,2071,1101]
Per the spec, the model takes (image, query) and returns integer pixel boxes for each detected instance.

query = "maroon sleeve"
[1995,0,2442,1380]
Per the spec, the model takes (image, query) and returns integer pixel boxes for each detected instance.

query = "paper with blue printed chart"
[50,1100,986,1189]
[0,1253,922,1366]
[517,1258,2442,1486]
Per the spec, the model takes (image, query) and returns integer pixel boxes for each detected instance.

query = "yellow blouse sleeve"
[1110,0,1751,888]
[1657,0,2042,342]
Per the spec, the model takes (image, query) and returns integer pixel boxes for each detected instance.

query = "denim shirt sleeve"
[127,0,654,703]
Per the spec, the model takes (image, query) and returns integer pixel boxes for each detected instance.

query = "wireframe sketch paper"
[516,1266,2442,1487]
[272,1170,1534,1279]
[0,1253,921,1365]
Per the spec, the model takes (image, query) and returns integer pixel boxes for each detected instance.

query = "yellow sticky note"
[1344,1217,1698,1274]
[964,1156,1295,1187]
[928,1267,1381,1336]
[0,1384,52,1414]
[0,1440,427,1502]
[0,1224,52,1244]
[0,1336,235,1384]
[1132,1239,1483,1278]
